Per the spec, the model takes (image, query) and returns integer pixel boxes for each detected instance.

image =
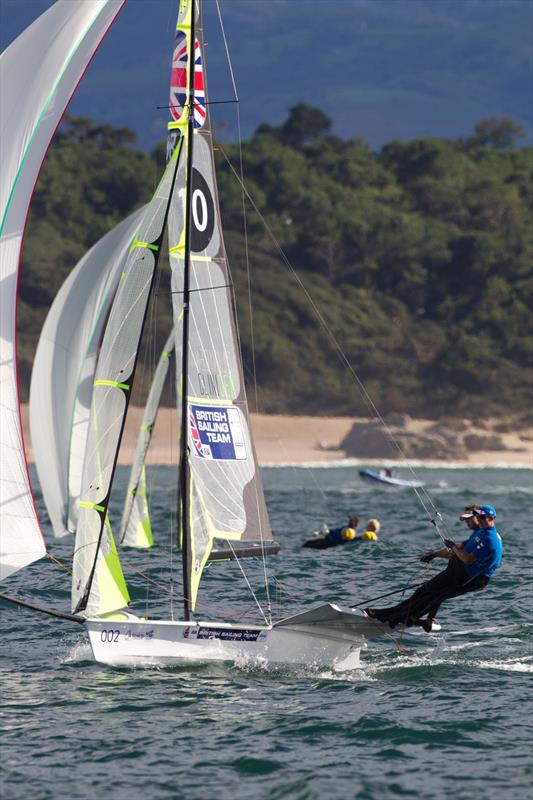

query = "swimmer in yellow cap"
[360,519,380,541]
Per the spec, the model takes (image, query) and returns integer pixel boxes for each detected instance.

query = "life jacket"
[361,530,378,541]
[327,526,357,545]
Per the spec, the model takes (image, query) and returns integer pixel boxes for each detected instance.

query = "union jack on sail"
[189,409,212,459]
[169,32,206,128]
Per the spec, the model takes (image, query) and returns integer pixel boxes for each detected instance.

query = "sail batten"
[1,0,125,581]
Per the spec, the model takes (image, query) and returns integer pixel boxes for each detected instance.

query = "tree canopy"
[18,109,533,419]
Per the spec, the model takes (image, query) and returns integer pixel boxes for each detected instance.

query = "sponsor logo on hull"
[182,626,265,642]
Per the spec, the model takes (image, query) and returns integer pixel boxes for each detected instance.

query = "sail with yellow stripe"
[168,0,272,611]
[71,146,182,617]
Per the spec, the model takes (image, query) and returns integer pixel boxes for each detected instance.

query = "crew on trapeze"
[303,516,381,549]
[365,504,502,632]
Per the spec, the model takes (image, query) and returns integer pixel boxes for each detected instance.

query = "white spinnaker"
[168,0,271,609]
[0,0,125,581]
[30,208,145,539]
[120,331,175,547]
[72,147,182,617]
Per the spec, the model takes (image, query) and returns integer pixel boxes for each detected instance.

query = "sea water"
[1,466,532,800]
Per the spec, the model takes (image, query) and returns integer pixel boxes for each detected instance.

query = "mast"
[167,0,273,614]
[178,0,197,621]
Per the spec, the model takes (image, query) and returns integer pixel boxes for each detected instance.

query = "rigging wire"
[225,541,270,625]
[215,0,272,618]
[119,555,266,621]
[47,553,71,574]
[350,582,422,608]
[215,143,452,544]
[215,0,334,609]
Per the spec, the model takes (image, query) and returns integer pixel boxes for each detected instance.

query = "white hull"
[86,604,386,671]
[359,468,425,488]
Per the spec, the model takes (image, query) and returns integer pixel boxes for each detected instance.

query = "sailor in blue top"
[366,504,502,632]
[462,509,502,580]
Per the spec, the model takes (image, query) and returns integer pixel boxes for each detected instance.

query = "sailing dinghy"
[82,0,388,669]
[2,0,389,671]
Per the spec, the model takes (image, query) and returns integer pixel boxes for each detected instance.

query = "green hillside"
[18,110,533,419]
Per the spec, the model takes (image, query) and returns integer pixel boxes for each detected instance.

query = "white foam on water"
[62,641,93,664]
[444,640,497,653]
[316,666,376,682]
[445,624,528,637]
[477,658,533,673]
[264,461,533,470]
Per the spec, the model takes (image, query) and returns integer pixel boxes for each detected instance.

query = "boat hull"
[86,605,385,671]
[359,468,425,488]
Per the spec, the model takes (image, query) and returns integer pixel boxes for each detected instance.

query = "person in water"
[326,515,359,545]
[365,504,502,632]
[360,519,380,541]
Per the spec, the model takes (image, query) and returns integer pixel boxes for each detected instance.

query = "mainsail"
[168,0,272,611]
[30,208,144,538]
[0,0,125,580]
[71,147,182,617]
[119,331,175,548]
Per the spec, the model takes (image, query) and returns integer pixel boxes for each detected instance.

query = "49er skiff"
[1,0,388,671]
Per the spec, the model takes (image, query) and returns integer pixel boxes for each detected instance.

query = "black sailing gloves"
[443,539,456,549]
[420,539,457,562]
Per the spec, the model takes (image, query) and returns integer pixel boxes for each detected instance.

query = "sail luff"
[119,331,175,546]
[72,145,183,617]
[0,0,125,581]
[178,0,197,622]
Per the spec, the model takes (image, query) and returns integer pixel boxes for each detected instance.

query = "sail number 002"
[100,629,120,642]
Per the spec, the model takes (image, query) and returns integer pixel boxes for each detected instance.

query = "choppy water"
[2,466,532,800]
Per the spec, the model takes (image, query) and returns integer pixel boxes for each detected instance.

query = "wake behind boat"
[359,468,425,488]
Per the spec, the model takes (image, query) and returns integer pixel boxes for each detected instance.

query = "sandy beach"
[20,405,533,468]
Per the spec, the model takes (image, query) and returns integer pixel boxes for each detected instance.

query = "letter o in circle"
[192,189,208,232]
[191,168,215,252]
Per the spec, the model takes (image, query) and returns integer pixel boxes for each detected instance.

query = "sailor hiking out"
[365,504,502,632]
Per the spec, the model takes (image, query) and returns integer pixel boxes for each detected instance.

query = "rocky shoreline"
[337,413,523,461]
